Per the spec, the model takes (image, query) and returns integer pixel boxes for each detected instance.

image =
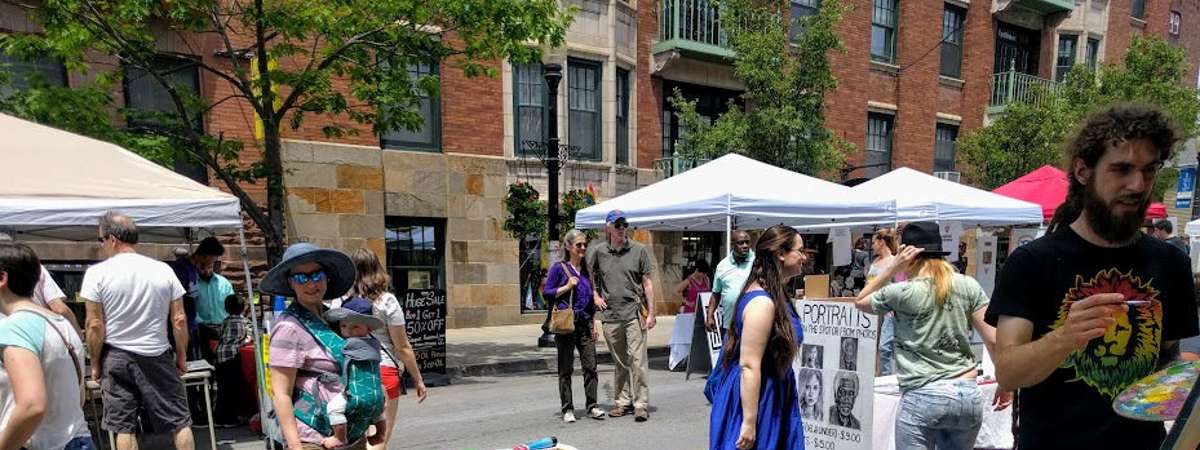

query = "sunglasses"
[290,270,327,285]
[734,240,751,245]
[614,221,629,229]
[573,242,588,249]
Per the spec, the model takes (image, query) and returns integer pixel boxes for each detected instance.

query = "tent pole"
[726,215,732,258]
[238,229,271,449]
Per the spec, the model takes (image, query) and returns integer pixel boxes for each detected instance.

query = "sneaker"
[588,407,606,420]
[608,405,633,418]
[563,411,577,423]
[634,407,649,422]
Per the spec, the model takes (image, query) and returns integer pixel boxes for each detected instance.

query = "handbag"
[549,263,576,334]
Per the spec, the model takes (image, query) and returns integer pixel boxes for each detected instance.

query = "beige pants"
[603,318,649,409]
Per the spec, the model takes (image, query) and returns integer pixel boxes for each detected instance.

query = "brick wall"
[827,0,991,178]
[637,0,663,170]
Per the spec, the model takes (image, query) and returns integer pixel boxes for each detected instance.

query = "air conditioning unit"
[934,171,962,183]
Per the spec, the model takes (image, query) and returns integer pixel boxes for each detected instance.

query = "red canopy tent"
[992,165,1168,222]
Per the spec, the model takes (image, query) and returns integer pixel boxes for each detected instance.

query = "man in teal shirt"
[193,238,234,363]
[705,230,754,336]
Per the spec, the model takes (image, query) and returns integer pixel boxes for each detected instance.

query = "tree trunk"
[263,124,286,266]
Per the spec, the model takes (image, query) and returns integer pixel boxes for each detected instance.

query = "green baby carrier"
[281,302,385,442]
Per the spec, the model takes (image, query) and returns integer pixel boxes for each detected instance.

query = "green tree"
[2,0,570,263]
[959,36,1200,201]
[670,0,851,177]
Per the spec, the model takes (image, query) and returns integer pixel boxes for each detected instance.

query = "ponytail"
[913,257,956,307]
[1048,181,1085,234]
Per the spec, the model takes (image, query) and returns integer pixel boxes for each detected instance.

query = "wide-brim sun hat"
[259,242,355,299]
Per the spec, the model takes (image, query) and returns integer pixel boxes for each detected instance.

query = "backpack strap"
[277,302,346,437]
[15,309,84,407]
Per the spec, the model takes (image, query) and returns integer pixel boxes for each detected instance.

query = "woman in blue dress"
[708,225,807,450]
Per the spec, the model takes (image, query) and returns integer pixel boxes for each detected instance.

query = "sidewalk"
[446,315,677,378]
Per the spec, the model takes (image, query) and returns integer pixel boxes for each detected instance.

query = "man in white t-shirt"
[82,212,194,450]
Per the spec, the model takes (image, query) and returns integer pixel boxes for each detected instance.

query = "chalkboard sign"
[402,289,448,385]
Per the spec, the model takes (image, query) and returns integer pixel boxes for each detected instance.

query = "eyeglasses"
[290,270,327,285]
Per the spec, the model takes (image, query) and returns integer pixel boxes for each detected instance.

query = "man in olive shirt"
[588,210,656,422]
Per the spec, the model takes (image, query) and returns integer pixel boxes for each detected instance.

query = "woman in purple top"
[543,229,602,423]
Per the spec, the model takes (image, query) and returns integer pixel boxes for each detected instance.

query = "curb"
[448,346,671,380]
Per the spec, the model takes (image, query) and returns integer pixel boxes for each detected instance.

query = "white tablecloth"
[872,376,1014,450]
[669,313,695,370]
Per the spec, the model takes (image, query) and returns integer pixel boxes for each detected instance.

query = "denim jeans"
[895,378,982,450]
[63,436,98,450]
[879,313,895,376]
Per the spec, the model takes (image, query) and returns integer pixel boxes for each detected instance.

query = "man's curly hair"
[1047,103,1180,233]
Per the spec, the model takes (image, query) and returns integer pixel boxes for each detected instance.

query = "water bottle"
[512,436,557,450]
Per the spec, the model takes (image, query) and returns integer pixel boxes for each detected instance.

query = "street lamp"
[524,57,579,348]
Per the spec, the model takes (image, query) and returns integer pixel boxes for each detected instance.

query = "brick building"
[3,0,1198,328]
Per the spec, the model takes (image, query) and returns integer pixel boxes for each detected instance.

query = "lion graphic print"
[1052,269,1163,398]
[986,229,1198,450]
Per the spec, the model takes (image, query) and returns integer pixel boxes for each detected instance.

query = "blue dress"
[708,290,804,450]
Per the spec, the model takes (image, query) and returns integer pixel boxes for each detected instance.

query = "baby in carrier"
[322,297,387,449]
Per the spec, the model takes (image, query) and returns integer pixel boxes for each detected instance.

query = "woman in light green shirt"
[853,222,1011,450]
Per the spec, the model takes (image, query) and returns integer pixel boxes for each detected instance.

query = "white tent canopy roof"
[575,154,896,231]
[0,113,242,242]
[852,167,1043,227]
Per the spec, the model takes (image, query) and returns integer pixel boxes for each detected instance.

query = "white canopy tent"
[0,113,241,241]
[575,154,897,231]
[852,167,1043,227]
[0,112,269,440]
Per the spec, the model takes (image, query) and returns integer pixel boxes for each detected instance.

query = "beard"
[1082,181,1149,243]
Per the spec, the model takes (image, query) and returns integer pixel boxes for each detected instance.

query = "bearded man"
[986,104,1199,450]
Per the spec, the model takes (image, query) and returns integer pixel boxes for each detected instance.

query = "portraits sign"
[795,299,878,450]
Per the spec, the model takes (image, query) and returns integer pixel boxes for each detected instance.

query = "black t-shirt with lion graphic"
[987,227,1198,450]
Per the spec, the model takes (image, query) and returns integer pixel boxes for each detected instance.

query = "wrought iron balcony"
[653,157,710,180]
[988,70,1058,113]
[654,0,735,60]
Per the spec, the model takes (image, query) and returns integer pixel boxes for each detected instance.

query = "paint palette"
[1113,360,1200,421]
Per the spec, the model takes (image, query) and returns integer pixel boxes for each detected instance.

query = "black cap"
[900,221,950,257]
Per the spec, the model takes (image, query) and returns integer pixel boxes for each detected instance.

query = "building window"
[0,52,66,96]
[1132,0,1145,20]
[1055,34,1077,82]
[661,81,741,158]
[934,123,958,172]
[865,113,893,178]
[514,62,548,158]
[789,0,821,42]
[940,4,966,79]
[381,62,441,151]
[1086,37,1100,71]
[568,58,602,161]
[1170,11,1182,36]
[123,54,207,184]
[385,217,446,291]
[123,55,202,132]
[871,0,898,63]
[616,68,630,166]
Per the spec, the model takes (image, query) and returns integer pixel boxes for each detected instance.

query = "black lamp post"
[531,63,574,348]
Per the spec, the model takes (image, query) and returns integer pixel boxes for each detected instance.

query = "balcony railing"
[989,70,1058,112]
[653,157,710,179]
[655,0,734,59]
